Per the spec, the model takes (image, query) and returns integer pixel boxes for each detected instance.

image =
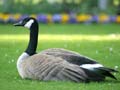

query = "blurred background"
[0,0,120,23]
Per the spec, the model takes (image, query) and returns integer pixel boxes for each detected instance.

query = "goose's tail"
[80,64,118,81]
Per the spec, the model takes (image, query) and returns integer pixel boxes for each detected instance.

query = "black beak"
[14,21,23,26]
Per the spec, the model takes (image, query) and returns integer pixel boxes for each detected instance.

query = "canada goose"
[14,17,118,82]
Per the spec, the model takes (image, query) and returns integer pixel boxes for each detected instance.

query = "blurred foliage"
[0,0,119,14]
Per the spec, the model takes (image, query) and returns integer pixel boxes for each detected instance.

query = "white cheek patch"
[24,19,34,29]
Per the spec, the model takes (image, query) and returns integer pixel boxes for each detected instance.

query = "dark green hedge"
[0,0,117,14]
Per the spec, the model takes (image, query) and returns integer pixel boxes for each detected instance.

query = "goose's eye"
[21,19,29,25]
[22,21,26,25]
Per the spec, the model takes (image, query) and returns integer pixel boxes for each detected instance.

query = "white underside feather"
[80,64,103,70]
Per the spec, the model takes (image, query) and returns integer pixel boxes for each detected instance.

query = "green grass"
[0,24,120,90]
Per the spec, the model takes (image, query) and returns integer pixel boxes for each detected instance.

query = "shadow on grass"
[18,77,120,84]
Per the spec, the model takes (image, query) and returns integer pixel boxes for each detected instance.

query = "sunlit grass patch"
[0,34,120,42]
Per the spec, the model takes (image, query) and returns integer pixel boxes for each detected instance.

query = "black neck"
[25,24,38,56]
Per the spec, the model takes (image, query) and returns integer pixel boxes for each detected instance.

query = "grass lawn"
[0,23,120,90]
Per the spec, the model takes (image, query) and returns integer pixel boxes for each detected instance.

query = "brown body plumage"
[20,53,88,82]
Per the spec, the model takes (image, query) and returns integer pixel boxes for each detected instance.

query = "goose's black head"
[14,17,38,31]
